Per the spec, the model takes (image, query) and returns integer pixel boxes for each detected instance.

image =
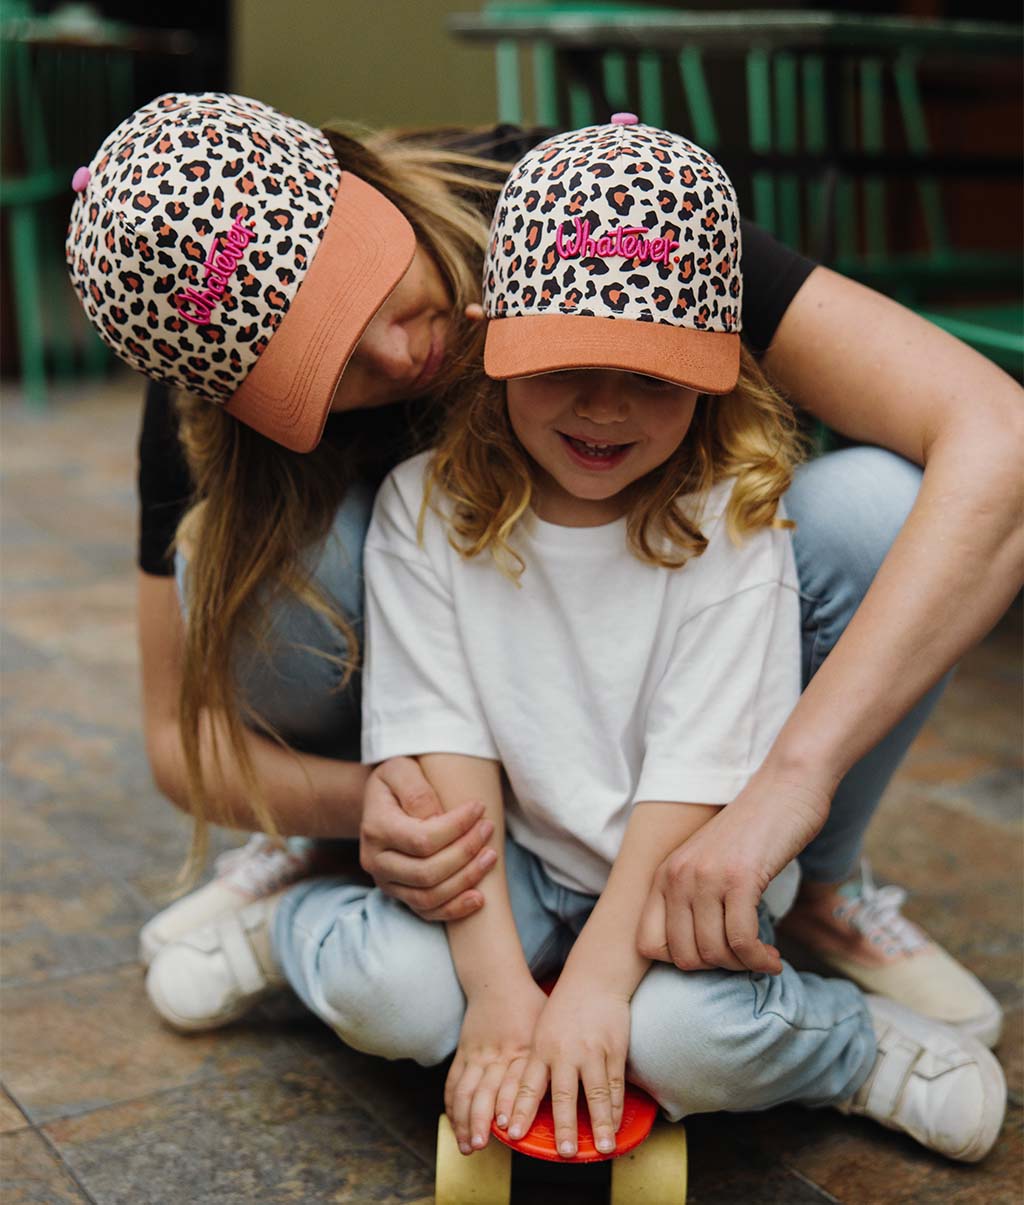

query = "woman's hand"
[637,765,832,975]
[506,979,631,1159]
[445,979,548,1155]
[359,757,497,921]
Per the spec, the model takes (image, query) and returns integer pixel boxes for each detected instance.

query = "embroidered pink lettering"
[555,219,679,266]
[174,217,254,325]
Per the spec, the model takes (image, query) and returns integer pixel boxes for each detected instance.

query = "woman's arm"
[138,571,369,837]
[763,267,1024,781]
[646,272,1024,973]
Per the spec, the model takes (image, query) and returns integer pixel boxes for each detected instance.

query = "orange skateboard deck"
[435,1082,687,1203]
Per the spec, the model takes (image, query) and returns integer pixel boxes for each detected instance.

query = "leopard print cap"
[65,92,341,403]
[483,117,742,335]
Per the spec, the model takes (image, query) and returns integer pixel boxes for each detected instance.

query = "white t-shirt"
[362,451,801,897]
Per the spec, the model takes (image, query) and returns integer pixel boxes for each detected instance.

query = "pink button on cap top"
[72,167,91,192]
[610,112,639,125]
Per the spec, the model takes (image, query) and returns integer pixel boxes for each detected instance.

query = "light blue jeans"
[274,838,876,1119]
[182,446,940,1111]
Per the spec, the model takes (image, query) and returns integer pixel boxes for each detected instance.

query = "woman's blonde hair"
[173,126,506,885]
[427,346,805,581]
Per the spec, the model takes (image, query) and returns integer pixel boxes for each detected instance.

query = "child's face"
[506,369,700,527]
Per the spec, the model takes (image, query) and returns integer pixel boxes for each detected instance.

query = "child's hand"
[445,979,548,1156]
[506,980,630,1159]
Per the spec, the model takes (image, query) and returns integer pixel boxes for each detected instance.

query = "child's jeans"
[273,837,877,1120]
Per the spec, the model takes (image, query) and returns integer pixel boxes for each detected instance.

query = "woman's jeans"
[785,447,947,882]
[189,446,941,1109]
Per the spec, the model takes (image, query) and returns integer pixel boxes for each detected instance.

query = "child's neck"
[530,470,631,528]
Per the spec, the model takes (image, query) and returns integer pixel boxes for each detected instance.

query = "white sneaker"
[139,835,319,966]
[145,891,288,1032]
[835,995,1006,1162]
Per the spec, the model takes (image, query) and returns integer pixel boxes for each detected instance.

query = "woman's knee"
[788,446,923,604]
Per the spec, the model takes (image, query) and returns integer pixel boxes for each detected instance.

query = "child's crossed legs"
[274,838,876,1130]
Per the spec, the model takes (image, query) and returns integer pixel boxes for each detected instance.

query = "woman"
[67,94,1022,1053]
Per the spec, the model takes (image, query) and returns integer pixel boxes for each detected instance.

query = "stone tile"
[2,659,143,735]
[0,630,56,675]
[748,1102,1024,1205]
[2,582,136,668]
[2,965,293,1124]
[2,541,103,593]
[1000,1005,1022,1103]
[0,1129,90,1203]
[679,1113,838,1203]
[43,1051,433,1204]
[286,1021,446,1166]
[1,807,151,986]
[0,1090,30,1134]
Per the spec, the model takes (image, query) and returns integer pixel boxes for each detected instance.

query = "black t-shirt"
[137,125,816,577]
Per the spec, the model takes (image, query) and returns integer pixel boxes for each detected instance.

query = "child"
[356,116,1004,1162]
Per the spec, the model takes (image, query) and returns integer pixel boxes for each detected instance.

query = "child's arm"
[507,799,733,1158]
[417,753,548,1155]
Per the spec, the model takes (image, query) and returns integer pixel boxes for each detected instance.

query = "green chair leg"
[8,202,48,407]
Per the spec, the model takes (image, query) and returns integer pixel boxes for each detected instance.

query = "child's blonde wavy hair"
[172,126,507,886]
[427,346,805,581]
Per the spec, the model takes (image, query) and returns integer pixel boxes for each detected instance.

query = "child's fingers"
[550,1061,580,1158]
[636,887,670,962]
[450,1062,486,1154]
[609,1057,626,1136]
[580,1055,616,1155]
[468,1060,508,1150]
[507,1057,548,1141]
[443,1053,465,1119]
[494,1057,527,1130]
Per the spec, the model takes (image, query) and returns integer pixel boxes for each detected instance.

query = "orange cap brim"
[227,172,416,453]
[485,314,740,395]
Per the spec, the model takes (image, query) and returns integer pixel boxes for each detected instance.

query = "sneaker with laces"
[139,834,320,967]
[145,890,288,1032]
[777,859,1003,1047]
[835,995,1006,1162]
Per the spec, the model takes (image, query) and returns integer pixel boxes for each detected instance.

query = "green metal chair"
[450,4,1023,376]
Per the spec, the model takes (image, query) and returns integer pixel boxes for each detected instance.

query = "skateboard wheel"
[610,1121,687,1203]
[436,1114,512,1205]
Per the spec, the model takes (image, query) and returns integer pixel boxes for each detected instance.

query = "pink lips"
[558,432,635,472]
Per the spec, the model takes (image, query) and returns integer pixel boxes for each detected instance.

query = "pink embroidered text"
[174,217,254,325]
[555,218,679,266]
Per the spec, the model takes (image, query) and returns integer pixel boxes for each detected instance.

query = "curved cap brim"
[228,172,416,452]
[485,314,740,395]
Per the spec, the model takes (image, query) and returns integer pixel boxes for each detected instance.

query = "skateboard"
[435,1081,687,1203]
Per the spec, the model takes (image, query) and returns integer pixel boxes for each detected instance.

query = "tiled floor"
[2,375,1021,1204]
